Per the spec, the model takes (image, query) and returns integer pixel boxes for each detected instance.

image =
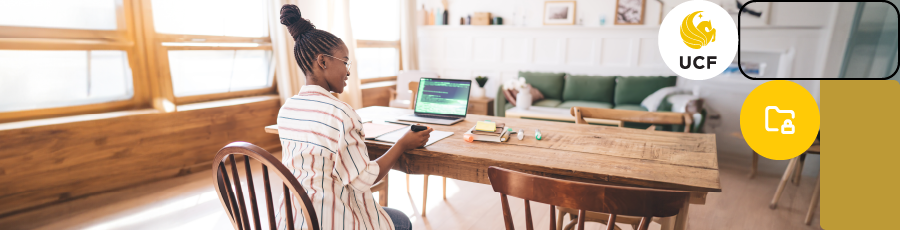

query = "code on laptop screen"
[414,78,471,116]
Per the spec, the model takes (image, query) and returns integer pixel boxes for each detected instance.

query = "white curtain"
[270,0,363,109]
[271,0,303,104]
[399,0,419,70]
[329,0,363,109]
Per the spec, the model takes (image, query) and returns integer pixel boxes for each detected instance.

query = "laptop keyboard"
[416,114,458,120]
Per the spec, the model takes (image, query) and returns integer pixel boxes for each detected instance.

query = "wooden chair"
[406,81,447,216]
[488,166,690,230]
[389,70,439,108]
[570,107,693,133]
[566,107,693,229]
[766,140,820,225]
[213,142,389,230]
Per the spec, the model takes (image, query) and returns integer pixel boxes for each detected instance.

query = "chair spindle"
[605,214,617,230]
[243,156,262,230]
[577,209,586,230]
[229,155,252,230]
[284,185,294,230]
[638,216,652,230]
[524,199,534,230]
[220,162,244,230]
[500,194,515,230]
[549,205,556,230]
[263,165,276,230]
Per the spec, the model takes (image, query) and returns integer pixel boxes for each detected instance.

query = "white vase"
[472,87,485,98]
[516,88,532,110]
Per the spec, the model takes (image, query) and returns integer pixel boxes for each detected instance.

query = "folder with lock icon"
[765,106,795,134]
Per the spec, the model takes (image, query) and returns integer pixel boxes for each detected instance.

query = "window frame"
[0,0,152,123]
[0,0,280,123]
[356,39,401,84]
[139,0,277,106]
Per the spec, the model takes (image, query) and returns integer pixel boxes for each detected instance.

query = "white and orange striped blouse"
[275,85,393,230]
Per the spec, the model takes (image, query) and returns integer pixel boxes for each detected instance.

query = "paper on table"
[362,122,407,139]
[374,127,454,147]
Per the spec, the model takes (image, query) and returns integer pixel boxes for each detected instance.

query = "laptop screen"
[414,78,472,116]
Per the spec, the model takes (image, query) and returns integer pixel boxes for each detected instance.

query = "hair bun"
[280,4,315,40]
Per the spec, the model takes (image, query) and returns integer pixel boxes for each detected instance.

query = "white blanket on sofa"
[641,87,692,112]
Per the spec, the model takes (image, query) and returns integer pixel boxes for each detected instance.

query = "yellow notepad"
[475,121,496,132]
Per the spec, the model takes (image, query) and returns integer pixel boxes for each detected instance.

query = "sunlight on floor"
[82,192,218,230]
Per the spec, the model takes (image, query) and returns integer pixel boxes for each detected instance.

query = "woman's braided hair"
[280,4,344,76]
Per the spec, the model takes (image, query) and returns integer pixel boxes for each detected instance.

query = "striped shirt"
[275,85,394,230]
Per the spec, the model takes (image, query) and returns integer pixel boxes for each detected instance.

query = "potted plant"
[473,76,489,98]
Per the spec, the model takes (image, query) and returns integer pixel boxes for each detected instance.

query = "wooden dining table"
[265,106,720,230]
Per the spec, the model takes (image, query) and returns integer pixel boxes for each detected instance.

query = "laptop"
[398,78,472,125]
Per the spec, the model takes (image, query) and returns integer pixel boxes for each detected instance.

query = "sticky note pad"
[475,121,496,132]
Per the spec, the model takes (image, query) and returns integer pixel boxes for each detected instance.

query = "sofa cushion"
[614,76,677,105]
[519,71,566,100]
[613,104,649,111]
[533,99,562,108]
[563,75,616,103]
[557,101,613,110]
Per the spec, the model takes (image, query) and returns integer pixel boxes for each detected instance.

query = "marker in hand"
[411,124,428,132]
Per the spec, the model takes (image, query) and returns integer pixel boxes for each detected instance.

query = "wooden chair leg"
[557,209,566,230]
[379,176,389,207]
[422,174,429,216]
[442,177,446,200]
[770,157,799,209]
[793,153,807,185]
[749,151,759,179]
[805,177,821,225]
[656,216,676,230]
[673,198,690,230]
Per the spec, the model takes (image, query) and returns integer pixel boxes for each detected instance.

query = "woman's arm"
[372,127,433,182]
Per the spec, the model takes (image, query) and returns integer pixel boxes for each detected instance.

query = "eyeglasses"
[323,54,352,72]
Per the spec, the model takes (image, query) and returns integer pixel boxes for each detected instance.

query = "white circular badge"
[658,0,737,80]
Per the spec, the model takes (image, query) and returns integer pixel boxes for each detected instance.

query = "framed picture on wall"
[615,0,645,25]
[543,1,576,25]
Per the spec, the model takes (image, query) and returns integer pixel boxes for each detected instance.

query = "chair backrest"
[570,107,693,133]
[213,142,319,230]
[487,167,690,230]
[396,70,439,101]
[409,81,419,109]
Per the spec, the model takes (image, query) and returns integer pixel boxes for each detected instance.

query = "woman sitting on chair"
[275,5,431,230]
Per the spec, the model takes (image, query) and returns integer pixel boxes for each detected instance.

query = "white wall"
[415,0,845,175]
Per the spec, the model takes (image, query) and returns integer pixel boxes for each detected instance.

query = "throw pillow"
[503,84,545,106]
[519,71,566,100]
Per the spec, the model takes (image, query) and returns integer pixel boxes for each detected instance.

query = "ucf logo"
[681,11,716,49]
[657,0,736,80]
[679,11,717,69]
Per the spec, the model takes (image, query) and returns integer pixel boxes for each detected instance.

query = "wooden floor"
[0,152,822,230]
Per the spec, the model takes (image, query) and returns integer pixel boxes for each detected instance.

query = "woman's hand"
[373,124,433,182]
[395,125,433,151]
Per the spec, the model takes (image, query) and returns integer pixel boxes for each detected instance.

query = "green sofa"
[495,71,705,132]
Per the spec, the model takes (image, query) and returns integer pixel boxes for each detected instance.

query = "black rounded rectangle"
[738,0,899,80]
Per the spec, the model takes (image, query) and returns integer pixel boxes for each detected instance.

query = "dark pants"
[383,207,412,230]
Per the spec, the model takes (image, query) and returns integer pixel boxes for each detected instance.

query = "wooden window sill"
[0,95,279,131]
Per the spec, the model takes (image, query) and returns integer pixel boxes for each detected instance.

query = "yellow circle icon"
[740,81,820,160]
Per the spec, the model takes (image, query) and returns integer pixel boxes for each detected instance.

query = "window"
[149,0,275,104]
[0,0,118,30]
[0,50,134,113]
[0,0,278,122]
[0,0,140,122]
[349,0,401,83]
